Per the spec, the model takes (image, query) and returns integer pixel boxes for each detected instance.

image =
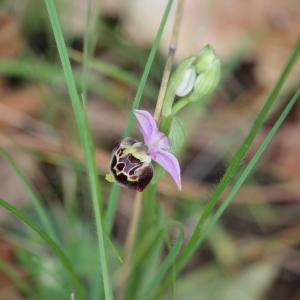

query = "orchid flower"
[106,110,181,192]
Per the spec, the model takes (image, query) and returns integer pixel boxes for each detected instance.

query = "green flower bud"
[195,44,217,73]
[189,57,221,102]
[162,56,195,117]
[161,44,221,126]
[168,44,221,115]
[175,66,197,97]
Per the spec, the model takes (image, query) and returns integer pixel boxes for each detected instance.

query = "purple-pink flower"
[134,110,181,190]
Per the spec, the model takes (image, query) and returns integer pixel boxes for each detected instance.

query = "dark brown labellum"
[110,138,153,192]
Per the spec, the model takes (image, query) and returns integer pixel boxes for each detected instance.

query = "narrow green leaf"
[81,0,92,107]
[0,198,85,299]
[177,38,300,270]
[172,87,299,299]
[168,117,185,153]
[0,257,31,295]
[156,38,300,297]
[43,1,112,299]
[0,149,56,240]
[69,49,149,90]
[199,87,300,250]
[144,222,184,300]
[105,0,174,235]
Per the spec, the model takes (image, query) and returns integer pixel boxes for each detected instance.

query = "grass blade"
[143,222,184,300]
[81,0,92,107]
[105,0,174,234]
[69,49,156,94]
[124,0,174,136]
[176,38,300,266]
[0,149,56,240]
[43,1,112,299]
[151,87,300,299]
[192,86,300,256]
[0,257,31,295]
[156,38,300,296]
[0,198,85,299]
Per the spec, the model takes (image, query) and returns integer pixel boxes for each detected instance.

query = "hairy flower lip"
[107,137,153,192]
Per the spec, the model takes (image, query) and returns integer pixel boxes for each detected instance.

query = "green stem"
[0,257,31,295]
[192,86,300,259]
[0,198,85,299]
[170,96,189,116]
[156,38,300,297]
[154,0,185,123]
[0,149,57,241]
[105,0,174,235]
[81,0,92,107]
[43,1,112,299]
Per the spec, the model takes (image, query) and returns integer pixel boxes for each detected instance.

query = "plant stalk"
[119,1,185,299]
[154,0,185,124]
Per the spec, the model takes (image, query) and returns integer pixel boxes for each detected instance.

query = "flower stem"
[124,192,143,260]
[154,0,185,124]
[117,192,143,299]
[119,1,185,298]
[124,0,185,260]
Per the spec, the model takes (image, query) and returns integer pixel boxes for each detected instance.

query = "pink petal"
[151,149,181,190]
[151,131,170,150]
[134,109,157,145]
[134,109,170,150]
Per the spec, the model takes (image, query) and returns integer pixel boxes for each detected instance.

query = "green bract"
[162,56,195,117]
[190,56,221,101]
[162,44,221,120]
[195,44,217,73]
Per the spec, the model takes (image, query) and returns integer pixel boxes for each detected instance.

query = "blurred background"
[0,0,300,299]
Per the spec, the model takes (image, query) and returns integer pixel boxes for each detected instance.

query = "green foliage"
[105,0,174,235]
[176,262,277,300]
[43,0,112,299]
[155,39,300,298]
[0,198,85,299]
[0,0,299,299]
[0,149,56,240]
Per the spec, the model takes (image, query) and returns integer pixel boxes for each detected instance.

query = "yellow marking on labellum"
[105,173,115,183]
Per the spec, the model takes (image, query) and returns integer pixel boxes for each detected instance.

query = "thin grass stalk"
[176,37,300,267]
[117,192,143,298]
[0,149,56,240]
[154,0,185,123]
[105,0,174,235]
[155,38,300,297]
[69,49,141,87]
[43,1,112,299]
[119,1,185,298]
[155,88,300,300]
[81,0,92,107]
[193,86,300,254]
[124,192,143,259]
[0,198,85,299]
[123,0,184,266]
[0,257,31,295]
[115,229,163,290]
[142,222,184,300]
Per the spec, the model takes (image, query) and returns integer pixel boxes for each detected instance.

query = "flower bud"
[162,45,221,118]
[162,57,195,117]
[189,57,221,102]
[166,44,221,112]
[195,44,217,73]
[175,66,197,97]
